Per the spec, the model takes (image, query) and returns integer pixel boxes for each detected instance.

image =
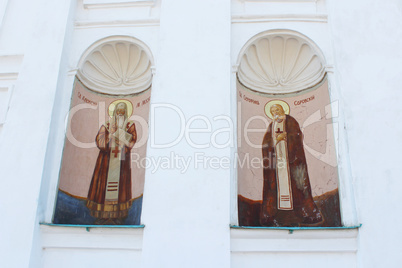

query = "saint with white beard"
[87,100,137,225]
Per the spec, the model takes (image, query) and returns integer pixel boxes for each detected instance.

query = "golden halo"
[108,99,134,118]
[264,100,290,119]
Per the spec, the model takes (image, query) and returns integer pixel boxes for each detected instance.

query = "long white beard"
[117,115,125,129]
[274,114,285,123]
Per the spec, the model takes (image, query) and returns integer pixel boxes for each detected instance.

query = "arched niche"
[53,36,153,225]
[77,36,153,95]
[236,30,341,227]
[237,30,326,94]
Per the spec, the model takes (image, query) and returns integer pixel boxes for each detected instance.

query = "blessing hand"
[110,123,117,134]
[114,137,121,146]
[275,133,287,144]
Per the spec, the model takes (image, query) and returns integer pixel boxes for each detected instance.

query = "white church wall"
[140,0,232,267]
[229,0,360,267]
[231,228,358,268]
[0,0,75,267]
[0,0,36,52]
[42,20,160,225]
[41,226,143,268]
[37,1,161,267]
[1,0,401,267]
[328,0,402,267]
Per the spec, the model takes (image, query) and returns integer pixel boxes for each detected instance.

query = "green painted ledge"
[40,222,145,232]
[230,224,362,233]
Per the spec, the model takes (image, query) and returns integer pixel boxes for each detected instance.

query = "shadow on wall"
[53,190,143,225]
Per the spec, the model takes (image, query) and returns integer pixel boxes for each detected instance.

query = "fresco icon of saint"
[87,99,137,225]
[261,100,323,227]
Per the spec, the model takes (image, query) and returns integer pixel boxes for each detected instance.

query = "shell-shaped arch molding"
[237,30,326,94]
[77,36,153,95]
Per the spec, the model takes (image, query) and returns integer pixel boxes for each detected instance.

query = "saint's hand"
[114,137,121,146]
[110,123,117,134]
[275,133,287,144]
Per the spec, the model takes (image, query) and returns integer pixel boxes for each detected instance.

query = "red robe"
[86,121,137,219]
[260,115,323,226]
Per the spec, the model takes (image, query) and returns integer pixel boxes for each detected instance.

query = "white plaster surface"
[327,0,402,267]
[0,0,74,267]
[0,0,401,267]
[140,0,231,267]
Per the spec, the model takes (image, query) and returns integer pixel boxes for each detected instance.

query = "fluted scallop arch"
[237,30,326,94]
[77,36,153,95]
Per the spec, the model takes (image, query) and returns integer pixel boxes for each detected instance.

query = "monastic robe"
[260,115,323,226]
[86,120,137,219]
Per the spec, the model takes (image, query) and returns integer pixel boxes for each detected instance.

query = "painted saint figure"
[86,100,137,224]
[260,101,323,226]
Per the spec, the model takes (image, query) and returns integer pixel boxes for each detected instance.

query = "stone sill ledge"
[230,224,361,233]
[40,222,145,232]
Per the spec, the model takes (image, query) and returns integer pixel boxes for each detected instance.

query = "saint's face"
[116,103,126,116]
[270,105,285,122]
